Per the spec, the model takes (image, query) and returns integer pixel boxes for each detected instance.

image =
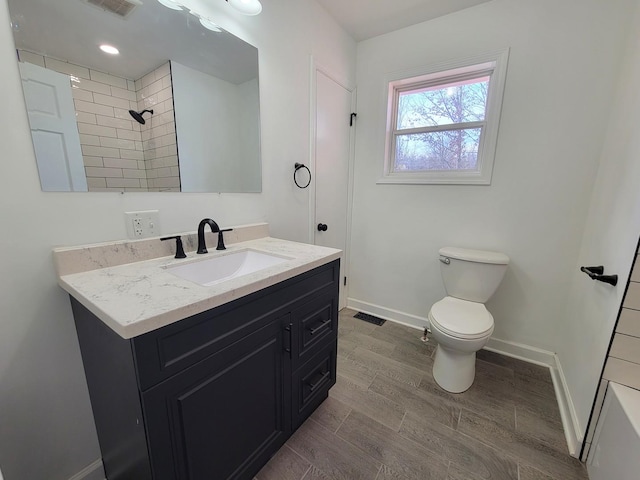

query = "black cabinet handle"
[307,319,331,335]
[580,266,618,286]
[284,323,292,357]
[308,371,330,392]
[317,223,328,232]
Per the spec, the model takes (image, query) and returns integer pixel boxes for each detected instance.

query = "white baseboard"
[551,354,583,457]
[346,298,427,330]
[67,459,105,480]
[484,337,555,367]
[346,297,583,458]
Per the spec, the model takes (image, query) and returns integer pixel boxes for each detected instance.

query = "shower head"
[129,109,154,125]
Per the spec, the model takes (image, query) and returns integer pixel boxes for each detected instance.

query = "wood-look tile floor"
[256,309,589,480]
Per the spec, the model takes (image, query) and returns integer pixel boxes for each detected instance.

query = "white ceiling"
[316,0,493,41]
[6,0,494,82]
[7,0,258,83]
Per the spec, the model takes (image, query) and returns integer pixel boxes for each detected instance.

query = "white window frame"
[379,49,509,185]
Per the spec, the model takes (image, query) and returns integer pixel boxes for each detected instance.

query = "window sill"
[377,171,492,185]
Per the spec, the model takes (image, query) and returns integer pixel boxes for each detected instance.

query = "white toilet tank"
[439,247,509,303]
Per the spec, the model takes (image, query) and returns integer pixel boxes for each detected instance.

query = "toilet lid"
[429,297,494,339]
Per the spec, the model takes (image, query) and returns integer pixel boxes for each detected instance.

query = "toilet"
[429,246,509,393]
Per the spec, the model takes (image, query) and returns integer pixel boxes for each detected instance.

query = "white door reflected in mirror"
[19,62,87,192]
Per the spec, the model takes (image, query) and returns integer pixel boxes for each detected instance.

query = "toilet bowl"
[429,297,494,392]
[429,247,509,393]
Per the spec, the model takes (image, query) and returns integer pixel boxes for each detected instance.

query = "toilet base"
[432,344,477,393]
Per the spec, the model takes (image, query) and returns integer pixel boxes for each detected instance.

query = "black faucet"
[197,218,220,254]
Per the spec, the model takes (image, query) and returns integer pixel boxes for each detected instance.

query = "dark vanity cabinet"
[72,260,339,480]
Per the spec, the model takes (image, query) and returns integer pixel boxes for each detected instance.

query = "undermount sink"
[165,249,291,286]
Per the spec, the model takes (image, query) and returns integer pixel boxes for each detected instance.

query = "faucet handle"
[216,229,233,251]
[161,235,187,259]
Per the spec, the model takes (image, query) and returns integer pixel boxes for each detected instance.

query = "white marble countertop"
[57,237,341,339]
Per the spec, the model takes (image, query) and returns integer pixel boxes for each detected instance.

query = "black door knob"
[317,223,328,232]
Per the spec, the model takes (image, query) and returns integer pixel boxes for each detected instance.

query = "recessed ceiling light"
[226,0,262,16]
[157,0,183,10]
[199,17,222,32]
[99,44,120,55]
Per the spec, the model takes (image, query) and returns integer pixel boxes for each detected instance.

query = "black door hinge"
[344,276,347,286]
[350,113,357,126]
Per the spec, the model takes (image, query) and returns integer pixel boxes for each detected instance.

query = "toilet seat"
[429,296,494,340]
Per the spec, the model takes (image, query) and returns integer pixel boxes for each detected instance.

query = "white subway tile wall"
[18,51,180,192]
[137,62,180,192]
[603,253,640,391]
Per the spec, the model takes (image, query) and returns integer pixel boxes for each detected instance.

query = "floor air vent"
[83,0,142,18]
[354,312,386,326]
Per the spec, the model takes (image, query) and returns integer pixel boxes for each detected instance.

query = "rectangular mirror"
[8,0,262,193]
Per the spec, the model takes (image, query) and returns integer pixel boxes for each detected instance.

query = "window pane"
[397,77,489,130]
[393,128,482,172]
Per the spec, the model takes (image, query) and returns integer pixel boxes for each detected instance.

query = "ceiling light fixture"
[99,44,120,55]
[198,17,223,32]
[226,0,262,16]
[187,10,223,32]
[156,0,184,10]
[157,0,225,32]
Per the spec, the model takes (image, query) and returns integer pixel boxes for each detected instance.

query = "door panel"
[19,61,87,191]
[314,69,352,308]
[142,318,290,480]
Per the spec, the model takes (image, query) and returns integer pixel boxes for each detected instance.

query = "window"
[380,50,509,185]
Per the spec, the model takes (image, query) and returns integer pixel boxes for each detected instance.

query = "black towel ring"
[294,163,311,189]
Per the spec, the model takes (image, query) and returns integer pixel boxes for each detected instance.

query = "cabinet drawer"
[292,288,338,366]
[133,260,339,390]
[292,341,337,429]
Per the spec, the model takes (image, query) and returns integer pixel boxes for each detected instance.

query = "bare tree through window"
[394,77,489,171]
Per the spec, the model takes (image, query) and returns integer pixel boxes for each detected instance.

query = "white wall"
[172,62,260,193]
[237,77,262,191]
[557,0,640,441]
[349,0,634,354]
[0,0,355,478]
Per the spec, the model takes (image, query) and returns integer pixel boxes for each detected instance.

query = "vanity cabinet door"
[142,315,291,480]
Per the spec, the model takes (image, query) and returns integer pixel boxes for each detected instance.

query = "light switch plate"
[125,210,160,239]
